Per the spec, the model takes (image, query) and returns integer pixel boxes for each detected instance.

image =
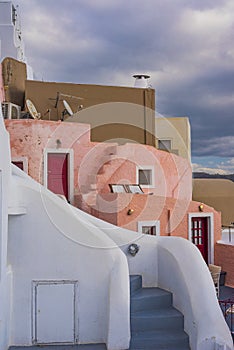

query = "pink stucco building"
[5,119,222,267]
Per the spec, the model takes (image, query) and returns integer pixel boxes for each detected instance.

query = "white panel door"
[34,281,77,344]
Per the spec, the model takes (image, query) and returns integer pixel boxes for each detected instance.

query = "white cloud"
[192,163,229,175]
[219,158,234,173]
[193,157,234,174]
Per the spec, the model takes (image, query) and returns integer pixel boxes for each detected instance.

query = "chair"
[209,264,222,297]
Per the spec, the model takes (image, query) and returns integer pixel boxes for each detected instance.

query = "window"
[137,167,154,187]
[158,139,172,151]
[12,161,24,170]
[12,157,28,173]
[109,184,126,193]
[138,221,160,236]
[139,169,151,185]
[109,184,144,194]
[127,185,144,194]
[142,226,156,235]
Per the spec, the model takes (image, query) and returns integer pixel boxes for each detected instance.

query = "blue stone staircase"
[9,276,190,350]
[129,275,191,350]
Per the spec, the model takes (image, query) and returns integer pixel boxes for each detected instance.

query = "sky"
[15,0,234,174]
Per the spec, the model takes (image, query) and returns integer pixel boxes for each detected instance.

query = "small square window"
[142,226,156,235]
[138,221,160,236]
[158,139,172,151]
[11,157,28,173]
[138,169,152,186]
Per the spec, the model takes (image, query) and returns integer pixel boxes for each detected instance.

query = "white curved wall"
[0,109,12,350]
[0,108,232,349]
[75,209,233,350]
[156,237,233,350]
[7,169,130,349]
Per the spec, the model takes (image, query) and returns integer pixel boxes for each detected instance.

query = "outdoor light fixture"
[199,203,204,212]
[128,243,140,256]
[56,139,62,148]
[127,209,134,215]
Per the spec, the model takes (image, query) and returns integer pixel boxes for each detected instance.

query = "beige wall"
[2,57,27,107]
[193,179,234,226]
[25,80,156,146]
[155,117,191,160]
[1,59,194,154]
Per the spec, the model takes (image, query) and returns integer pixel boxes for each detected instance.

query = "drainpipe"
[143,89,146,144]
[132,74,150,145]
[167,209,171,236]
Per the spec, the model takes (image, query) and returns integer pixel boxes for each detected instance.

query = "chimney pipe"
[133,74,150,88]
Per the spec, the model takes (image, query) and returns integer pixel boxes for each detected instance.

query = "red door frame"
[47,153,69,200]
[191,217,209,263]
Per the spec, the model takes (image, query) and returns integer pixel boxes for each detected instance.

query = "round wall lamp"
[128,243,140,256]
[127,209,134,215]
[199,203,204,212]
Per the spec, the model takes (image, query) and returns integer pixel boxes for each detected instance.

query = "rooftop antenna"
[50,92,84,119]
[62,100,73,120]
[26,99,41,119]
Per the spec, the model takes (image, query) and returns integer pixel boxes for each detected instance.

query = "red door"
[191,217,208,262]
[47,153,69,200]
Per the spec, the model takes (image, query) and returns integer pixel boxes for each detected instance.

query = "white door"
[33,281,78,344]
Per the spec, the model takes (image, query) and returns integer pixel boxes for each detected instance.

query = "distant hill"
[193,172,234,182]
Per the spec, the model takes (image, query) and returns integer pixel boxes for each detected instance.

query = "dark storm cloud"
[193,136,234,157]
[16,0,234,167]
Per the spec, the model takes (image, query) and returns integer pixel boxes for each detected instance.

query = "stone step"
[130,275,142,295]
[129,275,191,349]
[131,307,184,332]
[129,329,190,349]
[9,345,107,350]
[131,287,172,312]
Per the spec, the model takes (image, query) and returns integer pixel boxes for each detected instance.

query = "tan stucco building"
[193,178,234,226]
[155,116,191,161]
[1,57,192,161]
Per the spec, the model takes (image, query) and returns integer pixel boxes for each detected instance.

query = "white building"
[0,1,33,79]
[0,103,232,349]
[0,1,25,61]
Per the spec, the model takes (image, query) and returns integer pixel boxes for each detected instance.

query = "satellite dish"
[26,99,40,119]
[63,100,73,116]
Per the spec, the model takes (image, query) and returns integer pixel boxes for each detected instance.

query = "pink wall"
[5,119,222,267]
[5,119,92,190]
[0,63,5,102]
[5,119,193,206]
[92,194,221,243]
[78,142,192,200]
